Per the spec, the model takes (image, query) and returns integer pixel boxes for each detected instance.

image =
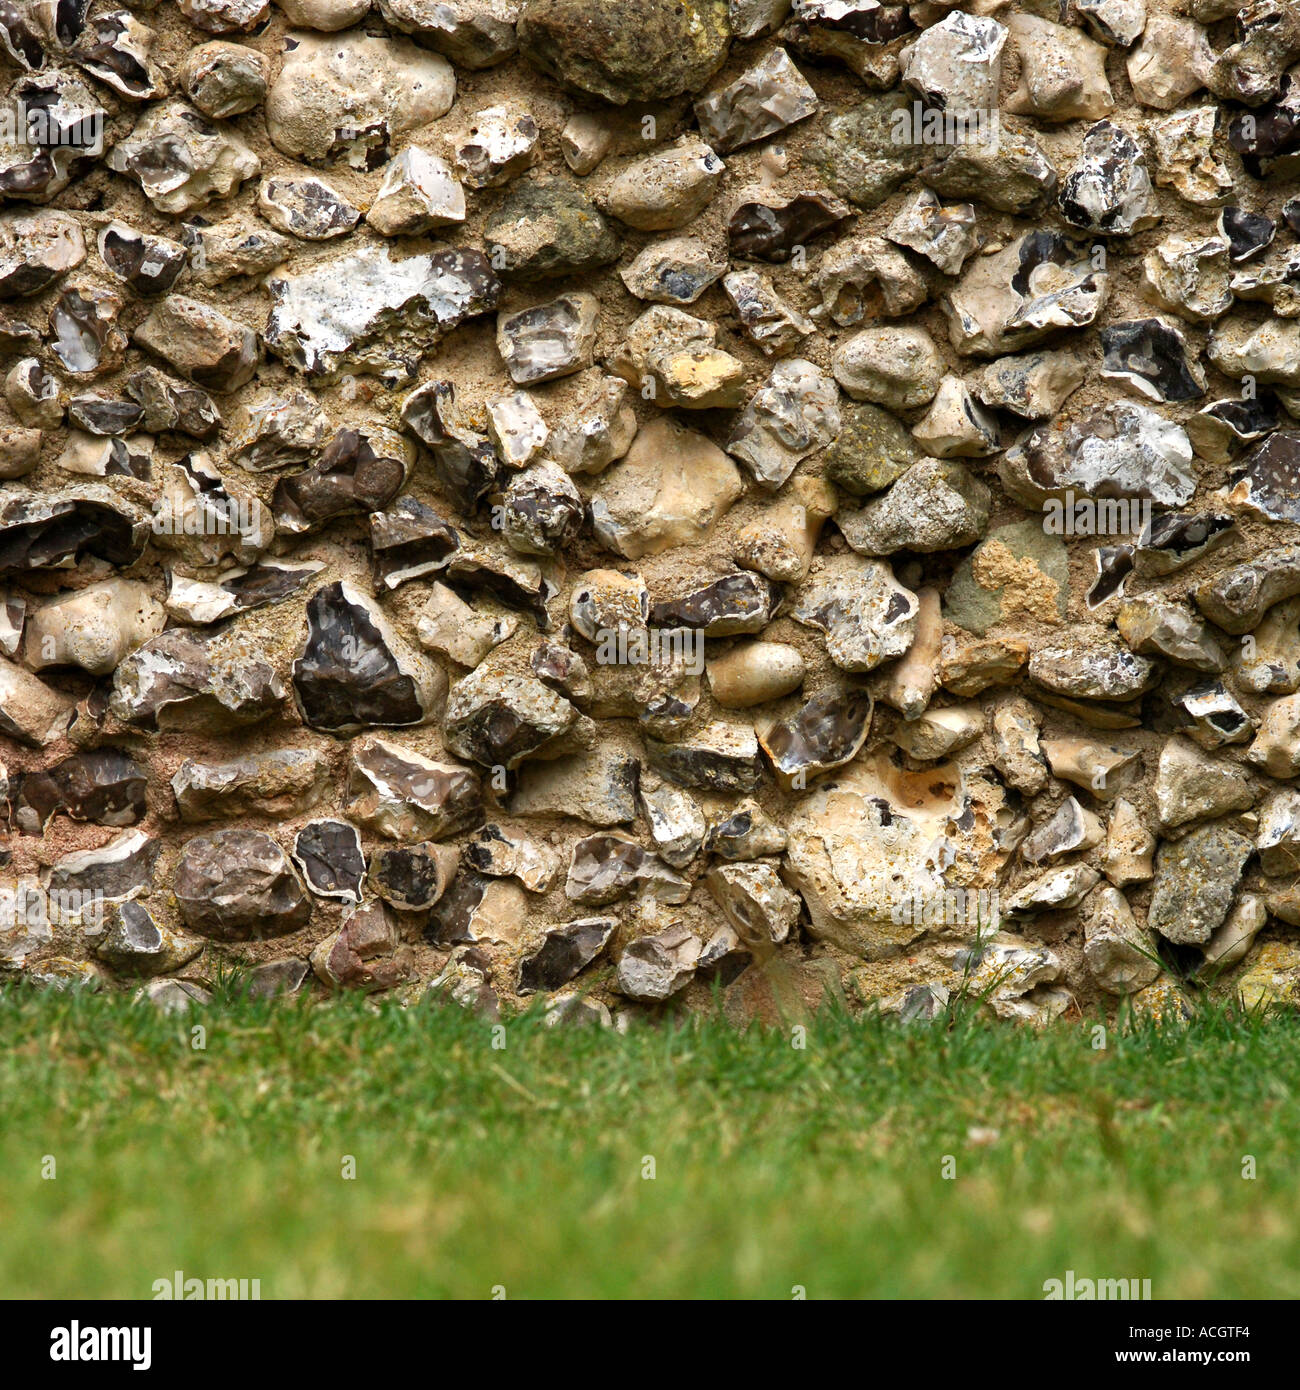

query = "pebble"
[621,238,727,305]
[265,29,455,165]
[107,101,260,213]
[174,829,310,940]
[519,0,730,105]
[707,641,805,709]
[179,39,269,117]
[450,105,540,189]
[727,358,840,488]
[605,137,725,231]
[695,47,819,153]
[832,325,945,410]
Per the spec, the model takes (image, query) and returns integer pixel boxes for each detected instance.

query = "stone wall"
[1,0,1298,1024]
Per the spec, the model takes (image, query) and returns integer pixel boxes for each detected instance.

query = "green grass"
[0,983,1297,1300]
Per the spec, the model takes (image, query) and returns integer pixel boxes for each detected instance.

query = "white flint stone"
[265,30,456,166]
[366,148,466,235]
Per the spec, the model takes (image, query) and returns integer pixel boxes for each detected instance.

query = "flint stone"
[616,924,701,1000]
[293,819,366,902]
[512,750,640,826]
[180,39,270,118]
[519,0,730,104]
[839,458,990,555]
[444,662,586,769]
[273,427,411,534]
[175,829,310,940]
[792,554,919,673]
[464,823,558,892]
[695,47,818,153]
[1083,884,1160,994]
[0,212,84,298]
[566,832,689,906]
[518,916,616,994]
[1194,546,1300,634]
[1148,824,1252,945]
[645,721,762,793]
[1028,635,1159,701]
[312,902,410,992]
[727,359,840,490]
[97,902,204,978]
[809,235,928,326]
[607,138,725,231]
[832,326,944,410]
[497,293,598,385]
[707,861,801,946]
[43,830,160,912]
[107,101,260,213]
[367,147,465,235]
[369,841,459,911]
[944,230,1109,358]
[134,296,257,394]
[110,628,285,731]
[591,417,743,560]
[344,735,483,840]
[265,29,455,166]
[264,242,500,381]
[728,189,851,263]
[638,778,706,866]
[723,269,815,357]
[621,238,727,305]
[10,749,146,833]
[374,1,516,67]
[172,749,330,822]
[258,174,361,241]
[1154,736,1255,829]
[451,105,539,189]
[759,686,872,788]
[292,582,444,733]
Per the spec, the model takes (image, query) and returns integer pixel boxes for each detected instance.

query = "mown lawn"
[0,983,1296,1300]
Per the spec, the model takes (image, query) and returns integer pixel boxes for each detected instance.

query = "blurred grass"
[0,983,1296,1299]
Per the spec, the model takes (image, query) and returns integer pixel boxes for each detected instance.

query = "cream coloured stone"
[26,581,166,677]
[707,641,805,708]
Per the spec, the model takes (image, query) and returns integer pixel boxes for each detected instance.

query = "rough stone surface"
[0,0,1292,1029]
